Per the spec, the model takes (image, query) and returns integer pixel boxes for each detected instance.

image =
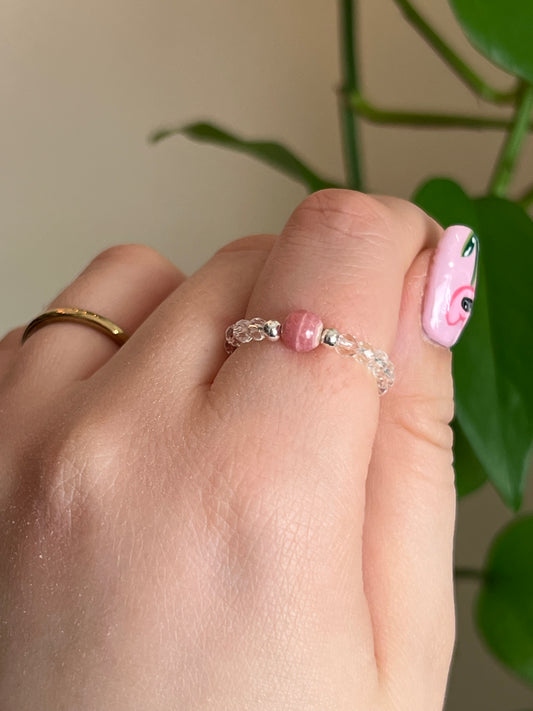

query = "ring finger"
[0,327,25,383]
[12,244,185,393]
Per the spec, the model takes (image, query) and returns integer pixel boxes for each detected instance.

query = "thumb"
[362,243,461,709]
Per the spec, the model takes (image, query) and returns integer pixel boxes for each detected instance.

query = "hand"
[0,190,456,710]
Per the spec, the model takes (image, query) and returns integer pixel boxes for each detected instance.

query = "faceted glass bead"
[233,320,252,344]
[358,342,375,362]
[335,333,358,357]
[373,350,388,368]
[249,318,266,341]
[376,375,388,395]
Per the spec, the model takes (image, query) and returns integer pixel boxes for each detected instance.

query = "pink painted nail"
[422,225,479,348]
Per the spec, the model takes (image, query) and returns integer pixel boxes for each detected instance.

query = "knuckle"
[0,327,24,351]
[90,243,174,273]
[377,193,444,228]
[21,404,126,523]
[0,411,123,573]
[286,188,394,248]
[217,234,277,254]
[382,393,455,481]
[84,244,181,293]
[373,193,420,216]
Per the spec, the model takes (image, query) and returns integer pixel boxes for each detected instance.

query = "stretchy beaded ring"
[224,310,395,396]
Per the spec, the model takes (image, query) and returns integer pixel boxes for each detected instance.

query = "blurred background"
[1,1,532,708]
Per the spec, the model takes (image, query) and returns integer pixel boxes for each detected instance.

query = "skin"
[0,190,456,710]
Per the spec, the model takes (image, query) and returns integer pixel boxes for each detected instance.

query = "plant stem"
[517,184,533,209]
[489,81,533,197]
[392,0,518,105]
[349,89,532,130]
[338,0,363,190]
[454,566,486,581]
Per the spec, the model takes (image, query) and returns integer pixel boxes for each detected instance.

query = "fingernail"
[422,225,479,347]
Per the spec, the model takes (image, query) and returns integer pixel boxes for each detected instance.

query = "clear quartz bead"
[357,342,375,364]
[249,317,266,340]
[224,318,394,394]
[333,332,394,395]
[376,375,389,396]
[373,350,388,369]
[335,333,359,357]
[224,326,236,352]
[233,319,252,344]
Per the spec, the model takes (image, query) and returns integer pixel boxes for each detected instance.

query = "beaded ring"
[225,310,395,396]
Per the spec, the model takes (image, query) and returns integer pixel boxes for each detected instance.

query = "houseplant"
[150,0,533,700]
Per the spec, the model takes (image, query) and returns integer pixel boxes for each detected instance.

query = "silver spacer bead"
[263,319,282,341]
[320,327,340,347]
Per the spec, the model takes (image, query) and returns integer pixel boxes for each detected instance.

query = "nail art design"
[422,225,479,347]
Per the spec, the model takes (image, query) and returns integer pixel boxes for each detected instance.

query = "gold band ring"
[21,308,129,346]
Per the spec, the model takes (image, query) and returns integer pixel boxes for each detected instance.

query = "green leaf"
[412,178,533,510]
[452,418,488,498]
[412,177,478,229]
[454,197,533,510]
[477,514,533,686]
[449,0,533,83]
[149,121,342,193]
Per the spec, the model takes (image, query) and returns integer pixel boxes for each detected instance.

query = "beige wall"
[1,1,532,708]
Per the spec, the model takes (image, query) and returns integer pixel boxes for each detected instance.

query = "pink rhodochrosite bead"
[281,310,323,352]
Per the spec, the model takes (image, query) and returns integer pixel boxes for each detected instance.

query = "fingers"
[12,244,184,392]
[108,235,276,394]
[216,190,441,484]
[201,190,443,666]
[0,328,24,383]
[362,249,456,707]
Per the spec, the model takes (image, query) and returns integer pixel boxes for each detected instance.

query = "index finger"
[217,188,442,413]
[209,188,443,611]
